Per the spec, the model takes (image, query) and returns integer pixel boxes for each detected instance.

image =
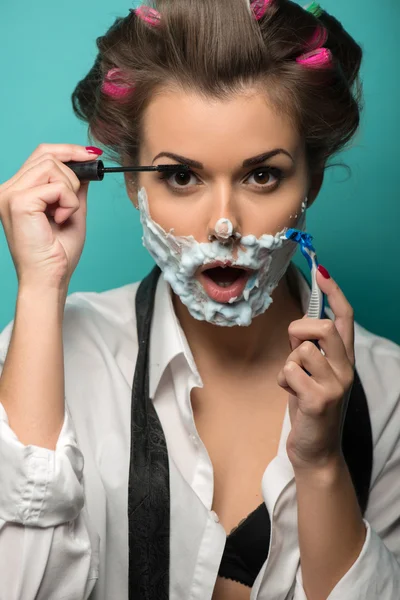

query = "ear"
[124,172,139,209]
[307,169,325,208]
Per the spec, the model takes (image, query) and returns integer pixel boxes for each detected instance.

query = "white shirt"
[1,266,400,600]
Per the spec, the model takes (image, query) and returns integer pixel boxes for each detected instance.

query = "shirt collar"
[149,265,328,399]
[149,274,200,399]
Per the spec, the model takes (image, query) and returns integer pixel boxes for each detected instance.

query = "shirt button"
[211,511,219,523]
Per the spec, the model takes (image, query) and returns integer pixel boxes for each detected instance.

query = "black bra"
[218,502,271,587]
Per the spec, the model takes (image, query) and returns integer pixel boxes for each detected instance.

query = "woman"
[0,1,399,599]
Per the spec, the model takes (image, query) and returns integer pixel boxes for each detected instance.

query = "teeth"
[216,281,232,288]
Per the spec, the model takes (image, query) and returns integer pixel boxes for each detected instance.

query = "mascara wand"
[64,159,190,181]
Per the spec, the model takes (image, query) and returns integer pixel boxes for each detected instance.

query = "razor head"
[285,228,316,269]
[285,229,315,250]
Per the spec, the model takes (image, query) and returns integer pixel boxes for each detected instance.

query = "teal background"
[0,0,399,343]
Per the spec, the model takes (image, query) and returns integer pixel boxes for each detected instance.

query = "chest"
[191,380,289,535]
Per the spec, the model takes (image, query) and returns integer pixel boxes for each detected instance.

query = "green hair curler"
[303,1,323,18]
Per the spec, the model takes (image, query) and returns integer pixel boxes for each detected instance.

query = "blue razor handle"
[284,229,325,320]
[301,245,325,320]
[284,229,326,376]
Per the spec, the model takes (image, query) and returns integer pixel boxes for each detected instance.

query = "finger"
[15,154,83,188]
[11,159,80,195]
[288,314,310,352]
[288,318,350,372]
[287,340,336,385]
[289,332,302,352]
[316,267,355,364]
[278,360,321,404]
[276,367,301,396]
[23,143,100,168]
[11,182,80,224]
[2,144,99,191]
[76,181,90,218]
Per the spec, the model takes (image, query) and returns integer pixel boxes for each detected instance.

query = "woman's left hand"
[277,266,355,472]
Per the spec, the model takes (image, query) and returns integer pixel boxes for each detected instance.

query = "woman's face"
[134,87,312,241]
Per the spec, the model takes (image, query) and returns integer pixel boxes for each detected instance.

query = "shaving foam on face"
[138,187,306,327]
[213,218,234,240]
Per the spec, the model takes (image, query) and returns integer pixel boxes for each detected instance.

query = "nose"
[206,184,241,243]
[208,218,241,244]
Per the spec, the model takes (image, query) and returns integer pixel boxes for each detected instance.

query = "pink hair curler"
[307,25,328,50]
[296,47,332,68]
[134,5,161,27]
[101,68,133,99]
[250,0,273,21]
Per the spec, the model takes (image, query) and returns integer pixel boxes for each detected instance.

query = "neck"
[172,263,305,371]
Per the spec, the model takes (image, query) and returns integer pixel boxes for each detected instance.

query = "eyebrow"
[152,149,294,170]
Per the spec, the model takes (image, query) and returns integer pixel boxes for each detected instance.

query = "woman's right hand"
[0,143,101,291]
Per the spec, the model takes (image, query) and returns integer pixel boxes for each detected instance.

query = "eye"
[244,166,283,189]
[158,167,201,191]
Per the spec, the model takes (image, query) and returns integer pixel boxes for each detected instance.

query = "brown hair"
[71,0,363,174]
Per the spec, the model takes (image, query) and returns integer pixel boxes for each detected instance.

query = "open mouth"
[198,263,251,303]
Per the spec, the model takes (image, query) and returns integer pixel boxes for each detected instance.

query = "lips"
[198,261,252,303]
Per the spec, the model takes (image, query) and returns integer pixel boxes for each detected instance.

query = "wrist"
[293,453,348,486]
[17,282,68,315]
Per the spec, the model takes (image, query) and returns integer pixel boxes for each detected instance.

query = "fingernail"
[85,146,103,155]
[318,265,331,279]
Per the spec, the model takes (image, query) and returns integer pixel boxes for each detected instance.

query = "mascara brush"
[64,159,190,182]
